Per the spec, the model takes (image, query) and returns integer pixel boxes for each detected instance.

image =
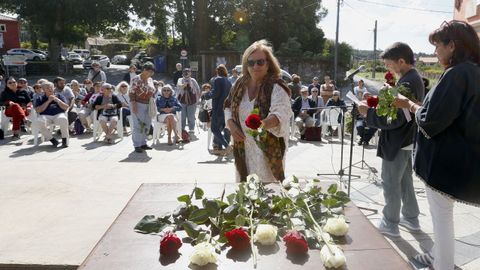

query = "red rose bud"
[245,113,262,130]
[283,230,309,255]
[367,96,379,108]
[160,231,182,255]
[225,228,250,250]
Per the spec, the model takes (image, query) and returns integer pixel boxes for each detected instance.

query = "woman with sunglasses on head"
[115,81,131,131]
[156,84,182,145]
[0,77,32,139]
[224,40,293,182]
[392,20,480,270]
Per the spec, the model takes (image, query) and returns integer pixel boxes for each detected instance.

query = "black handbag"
[198,108,210,123]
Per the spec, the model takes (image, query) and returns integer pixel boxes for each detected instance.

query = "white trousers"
[426,186,455,270]
[36,113,69,141]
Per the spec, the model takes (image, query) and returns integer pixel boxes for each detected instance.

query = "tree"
[128,29,148,43]
[0,0,157,70]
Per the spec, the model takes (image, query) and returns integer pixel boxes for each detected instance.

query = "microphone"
[345,65,366,81]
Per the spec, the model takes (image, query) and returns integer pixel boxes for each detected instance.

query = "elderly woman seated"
[78,81,102,132]
[34,81,70,147]
[155,84,182,145]
[93,83,122,144]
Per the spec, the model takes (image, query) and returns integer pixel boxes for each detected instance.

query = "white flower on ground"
[320,244,346,268]
[323,216,349,236]
[254,224,278,245]
[247,173,260,183]
[189,242,217,266]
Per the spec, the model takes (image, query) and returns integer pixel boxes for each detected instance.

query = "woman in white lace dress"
[224,40,293,182]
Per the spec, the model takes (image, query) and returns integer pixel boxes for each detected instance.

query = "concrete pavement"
[0,121,479,269]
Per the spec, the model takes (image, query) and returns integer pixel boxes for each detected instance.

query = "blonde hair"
[240,39,281,81]
[115,81,129,94]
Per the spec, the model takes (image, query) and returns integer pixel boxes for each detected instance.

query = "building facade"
[454,0,480,34]
[0,14,21,54]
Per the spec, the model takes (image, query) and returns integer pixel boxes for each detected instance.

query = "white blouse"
[225,84,293,182]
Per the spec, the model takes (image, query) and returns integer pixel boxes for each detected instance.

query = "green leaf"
[189,208,210,224]
[226,193,236,205]
[196,232,208,243]
[134,215,171,234]
[292,175,299,183]
[203,199,220,217]
[327,184,338,194]
[194,187,204,200]
[322,198,339,208]
[177,194,191,204]
[235,214,246,227]
[172,204,188,218]
[313,178,320,183]
[183,221,200,238]
[223,204,239,221]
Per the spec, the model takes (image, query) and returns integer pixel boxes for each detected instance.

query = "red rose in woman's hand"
[225,228,250,250]
[159,231,182,255]
[367,95,379,108]
[283,230,309,255]
[385,71,396,87]
[245,114,262,130]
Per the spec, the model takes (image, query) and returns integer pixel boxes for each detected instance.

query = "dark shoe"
[20,126,27,133]
[50,138,59,147]
[12,134,21,140]
[61,138,68,148]
[300,134,305,140]
[134,147,144,153]
[357,140,363,146]
[141,144,152,150]
[56,129,61,135]
[364,141,370,146]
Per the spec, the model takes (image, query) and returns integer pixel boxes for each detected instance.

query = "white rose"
[320,244,346,268]
[189,242,217,266]
[247,173,260,183]
[254,224,278,245]
[323,216,349,236]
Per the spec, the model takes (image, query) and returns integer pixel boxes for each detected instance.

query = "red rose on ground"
[159,231,182,255]
[225,228,250,250]
[283,230,308,255]
[245,114,262,130]
[367,95,379,108]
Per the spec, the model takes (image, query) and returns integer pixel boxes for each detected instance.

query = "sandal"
[413,251,434,267]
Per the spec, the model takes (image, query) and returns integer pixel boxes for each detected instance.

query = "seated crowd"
[0,62,375,152]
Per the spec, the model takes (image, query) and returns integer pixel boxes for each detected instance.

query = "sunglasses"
[247,59,267,67]
[121,85,128,88]
[162,89,171,92]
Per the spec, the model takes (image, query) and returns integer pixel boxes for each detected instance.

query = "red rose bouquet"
[366,95,379,108]
[225,228,251,250]
[283,230,309,255]
[159,231,182,255]
[245,108,267,150]
[385,71,396,87]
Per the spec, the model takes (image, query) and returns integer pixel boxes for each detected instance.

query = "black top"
[291,96,317,118]
[414,62,480,205]
[172,70,183,86]
[202,76,232,120]
[92,95,123,119]
[366,68,424,161]
[0,88,31,107]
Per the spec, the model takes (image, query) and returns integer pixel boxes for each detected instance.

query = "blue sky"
[320,0,454,54]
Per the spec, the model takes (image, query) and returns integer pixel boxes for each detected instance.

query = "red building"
[0,14,21,54]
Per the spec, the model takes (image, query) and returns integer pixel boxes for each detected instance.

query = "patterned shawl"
[225,77,291,182]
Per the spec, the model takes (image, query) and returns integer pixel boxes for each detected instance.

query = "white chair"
[152,111,181,145]
[0,106,11,134]
[31,109,69,146]
[289,115,297,140]
[92,109,125,142]
[320,107,343,140]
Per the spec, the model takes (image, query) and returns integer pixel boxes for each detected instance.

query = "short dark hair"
[216,64,228,77]
[380,42,415,65]
[53,77,65,84]
[142,62,155,71]
[429,20,480,66]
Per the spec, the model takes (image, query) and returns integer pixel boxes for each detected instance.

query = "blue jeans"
[130,102,151,148]
[381,149,420,226]
[211,115,230,149]
[181,103,197,131]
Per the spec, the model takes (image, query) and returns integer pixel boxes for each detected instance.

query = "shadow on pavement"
[119,151,152,163]
[9,144,63,158]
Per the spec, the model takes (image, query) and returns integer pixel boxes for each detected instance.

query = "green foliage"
[128,29,149,43]
[376,84,413,123]
[277,37,303,57]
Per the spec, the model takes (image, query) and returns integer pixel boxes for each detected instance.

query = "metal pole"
[333,0,341,82]
[372,20,377,79]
